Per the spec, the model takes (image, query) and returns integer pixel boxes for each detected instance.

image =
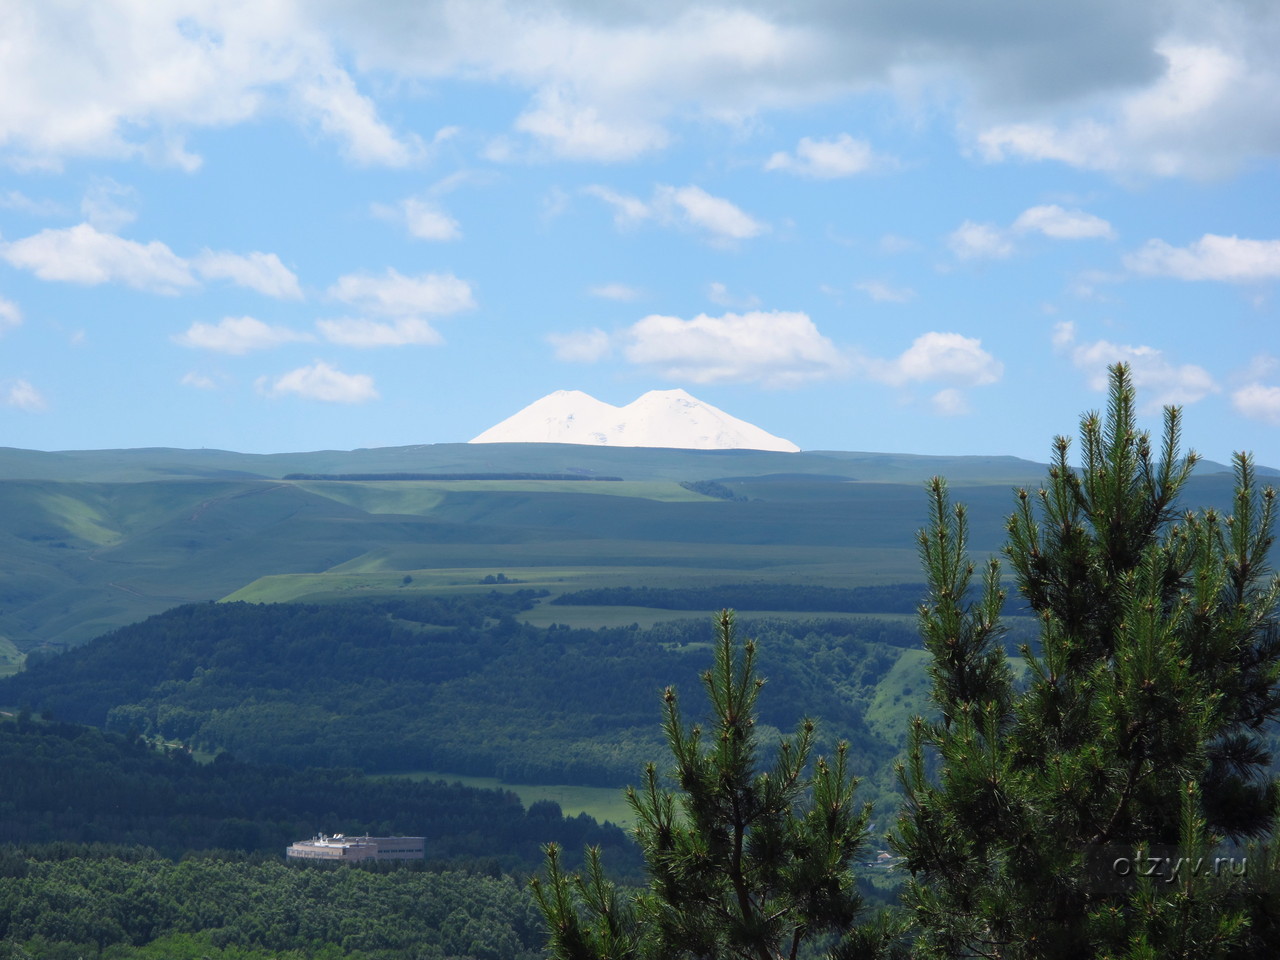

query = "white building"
[286,834,425,862]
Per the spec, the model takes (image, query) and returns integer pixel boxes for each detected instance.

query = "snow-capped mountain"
[469,389,800,452]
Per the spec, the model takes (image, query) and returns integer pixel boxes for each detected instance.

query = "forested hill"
[0,593,930,807]
[0,715,638,876]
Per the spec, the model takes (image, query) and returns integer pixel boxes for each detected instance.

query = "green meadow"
[392,770,637,828]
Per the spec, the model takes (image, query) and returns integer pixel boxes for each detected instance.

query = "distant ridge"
[469,388,800,452]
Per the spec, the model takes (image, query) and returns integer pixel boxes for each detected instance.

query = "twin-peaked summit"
[469,389,800,452]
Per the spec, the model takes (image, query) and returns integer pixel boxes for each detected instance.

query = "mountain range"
[469,389,800,452]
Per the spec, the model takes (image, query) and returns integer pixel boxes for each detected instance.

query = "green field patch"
[0,636,24,677]
[223,550,929,607]
[389,770,636,827]
[865,648,933,747]
[298,478,708,515]
[33,489,121,546]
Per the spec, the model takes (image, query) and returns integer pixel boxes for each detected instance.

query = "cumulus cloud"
[1052,320,1217,406]
[260,361,378,403]
[1012,204,1116,240]
[317,317,443,347]
[1232,382,1280,424]
[948,221,1014,260]
[373,197,462,241]
[655,185,765,241]
[548,328,613,363]
[0,297,21,332]
[765,134,884,178]
[585,184,765,243]
[295,66,422,167]
[621,310,846,387]
[931,388,971,416]
[0,223,302,299]
[175,316,311,354]
[193,251,303,299]
[1125,234,1280,282]
[853,332,1002,414]
[4,379,45,411]
[513,86,670,161]
[976,37,1280,177]
[865,332,1004,387]
[0,3,419,169]
[328,268,475,317]
[0,224,195,294]
[582,185,653,228]
[4,3,1279,176]
[950,204,1114,259]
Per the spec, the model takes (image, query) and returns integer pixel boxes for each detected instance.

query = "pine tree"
[532,609,903,960]
[894,364,1280,958]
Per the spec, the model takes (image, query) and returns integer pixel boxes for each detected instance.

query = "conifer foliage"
[895,364,1280,958]
[533,610,901,960]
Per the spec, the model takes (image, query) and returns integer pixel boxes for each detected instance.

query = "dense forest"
[0,594,933,802]
[0,717,639,876]
[0,849,546,960]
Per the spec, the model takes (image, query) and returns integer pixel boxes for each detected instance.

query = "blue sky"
[1,1,1278,467]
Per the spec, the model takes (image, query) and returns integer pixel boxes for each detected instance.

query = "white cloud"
[373,197,461,241]
[0,224,195,294]
[4,4,1280,177]
[295,65,423,167]
[1012,204,1115,240]
[950,205,1113,261]
[588,283,640,301]
[4,379,45,411]
[0,223,300,299]
[1125,234,1280,282]
[654,185,765,241]
[948,221,1014,260]
[175,316,311,354]
[0,297,21,332]
[317,317,443,347]
[932,388,971,416]
[976,38,1280,178]
[0,3,422,170]
[867,332,1004,387]
[855,280,916,303]
[513,86,670,161]
[261,361,378,403]
[548,328,613,363]
[707,282,761,309]
[328,268,475,316]
[1232,383,1280,424]
[622,310,846,387]
[583,185,654,228]
[193,251,303,299]
[765,134,883,178]
[0,190,65,217]
[181,371,218,390]
[80,178,137,231]
[585,184,765,243]
[1052,320,1217,406]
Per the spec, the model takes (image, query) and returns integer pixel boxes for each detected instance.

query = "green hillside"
[0,441,1256,649]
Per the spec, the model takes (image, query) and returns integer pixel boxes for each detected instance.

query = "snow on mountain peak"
[469,389,799,452]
